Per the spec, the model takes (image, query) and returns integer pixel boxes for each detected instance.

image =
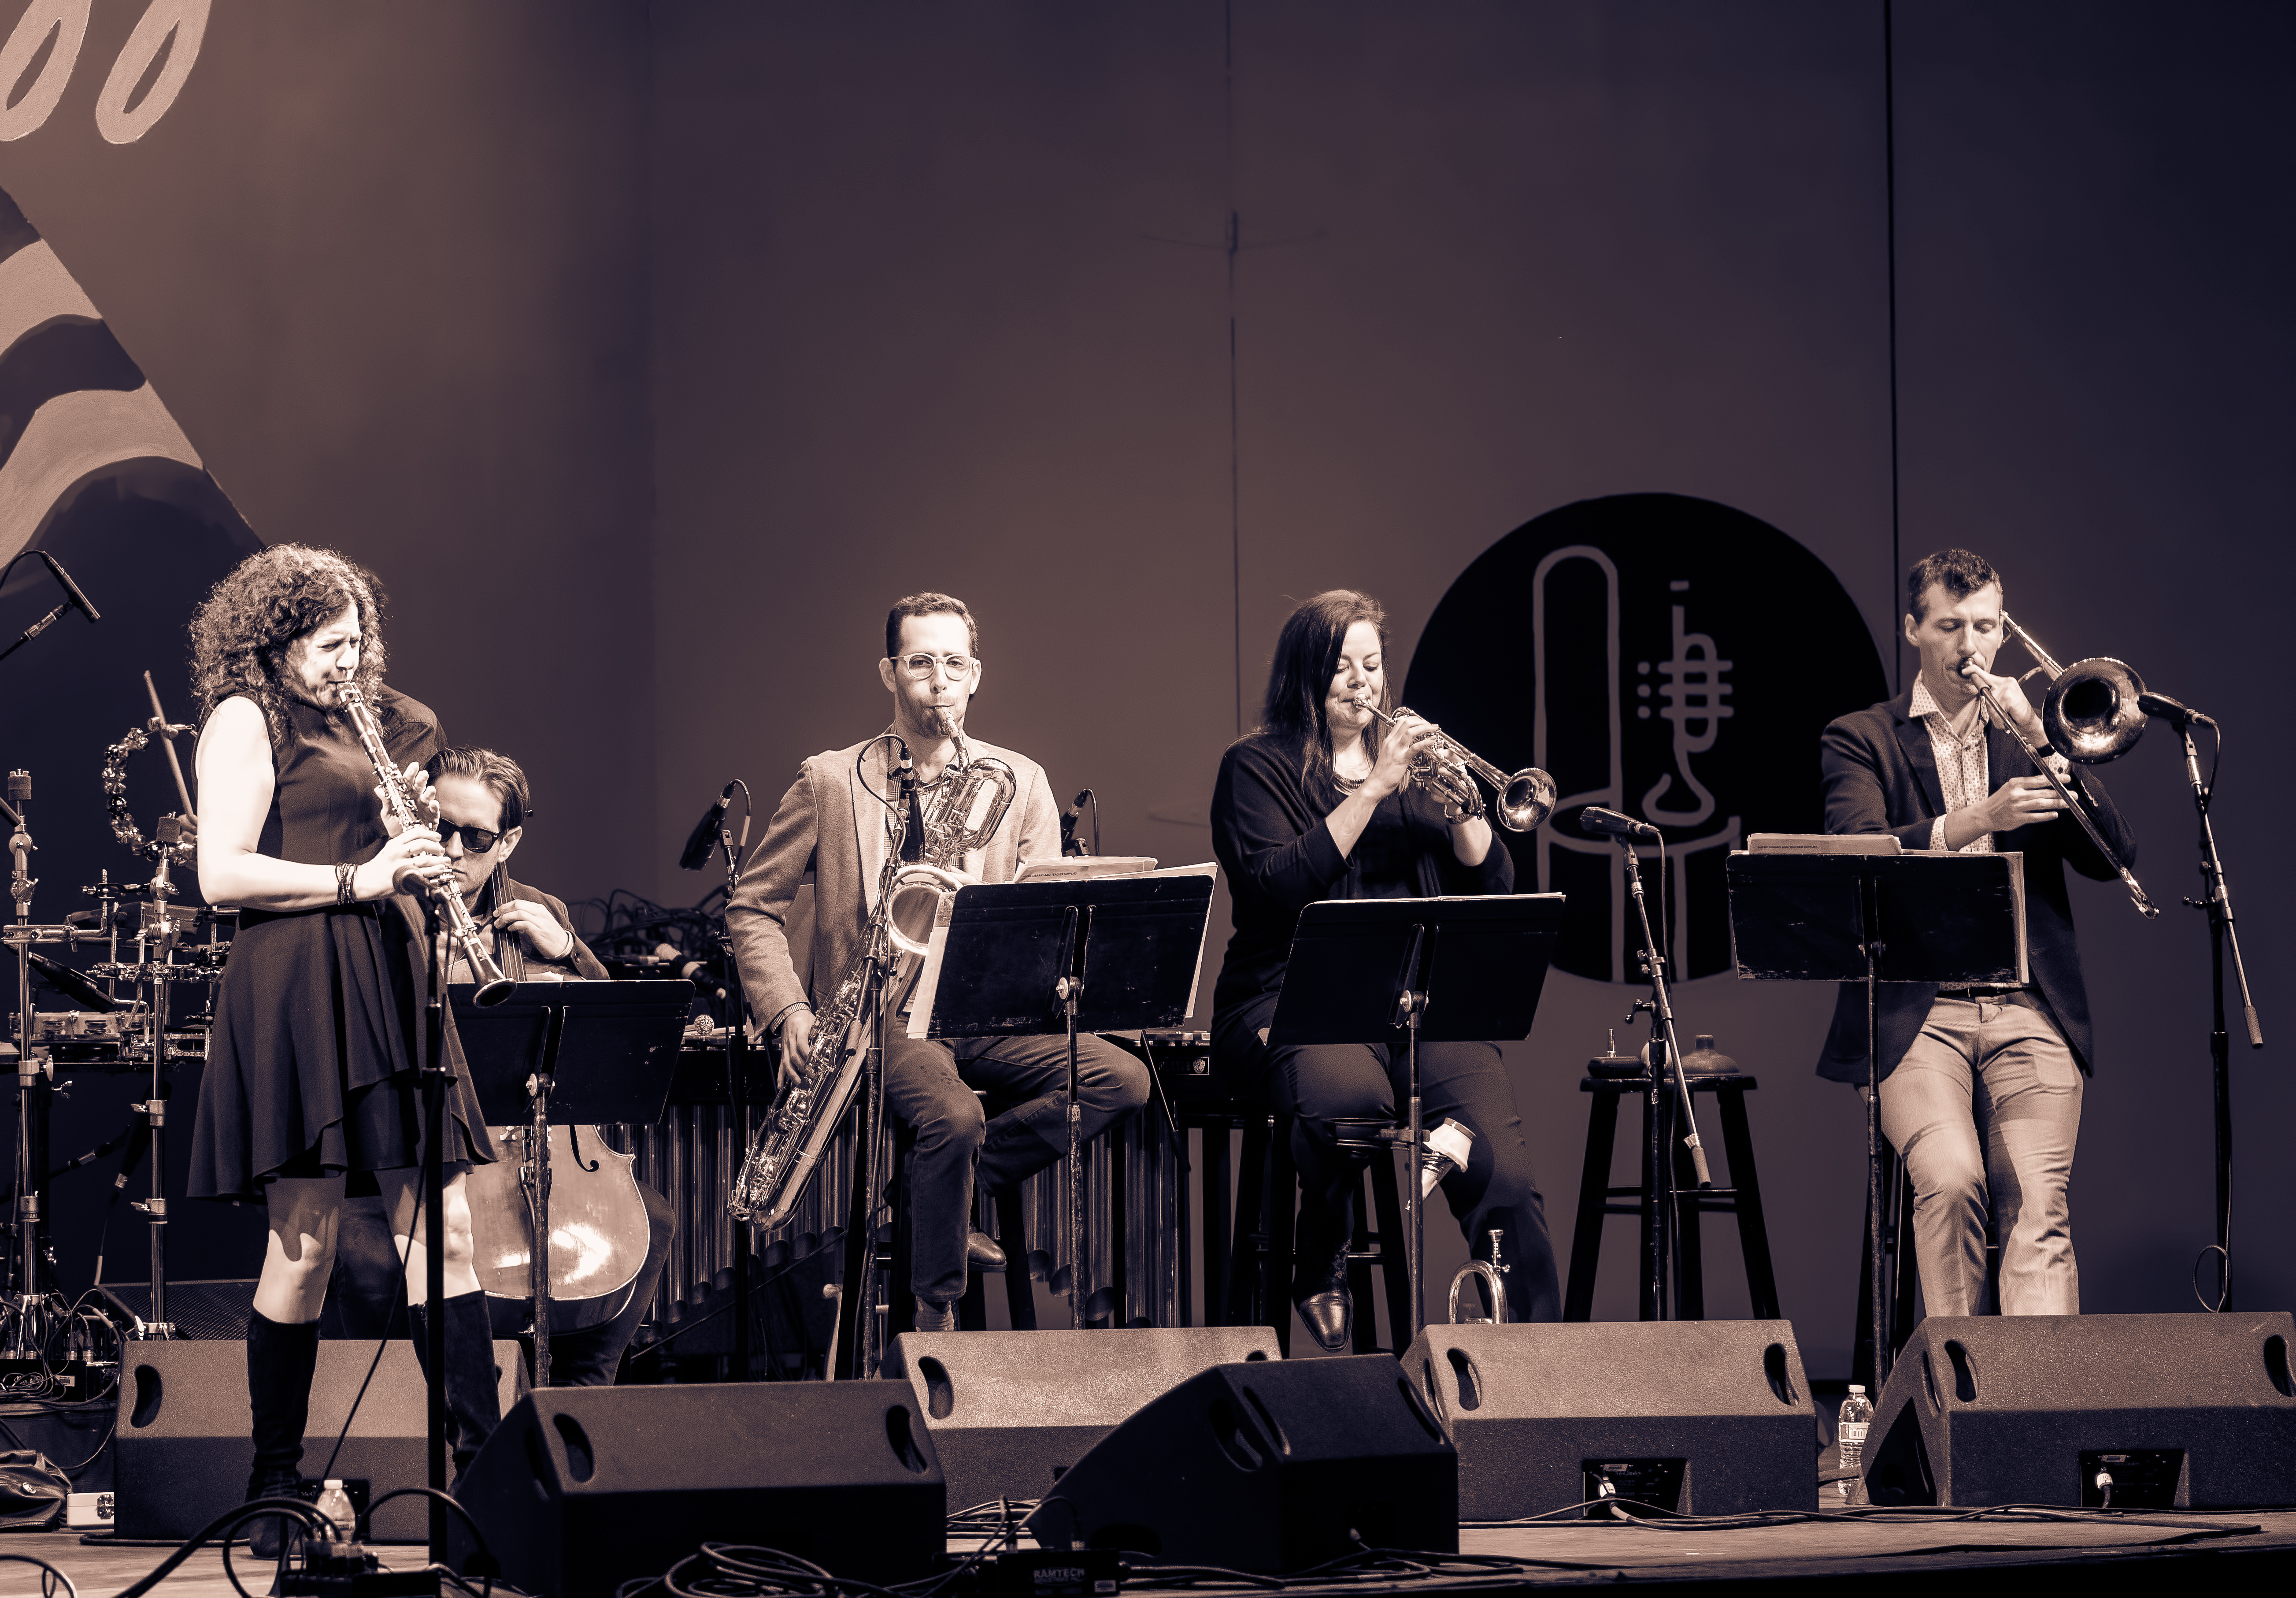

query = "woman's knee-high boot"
[244,1310,320,1559]
[407,1290,503,1477]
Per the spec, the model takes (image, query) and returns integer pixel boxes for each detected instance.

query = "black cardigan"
[1210,734,1515,1034]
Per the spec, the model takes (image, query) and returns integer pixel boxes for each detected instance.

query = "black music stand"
[918,873,1215,1329]
[1725,852,2026,1390]
[1267,893,1566,1344]
[451,981,689,1387]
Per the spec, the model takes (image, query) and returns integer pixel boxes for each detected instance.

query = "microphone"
[1060,789,1092,857]
[2137,690,2207,727]
[38,552,100,623]
[678,781,738,871]
[895,741,915,801]
[1579,805,1661,840]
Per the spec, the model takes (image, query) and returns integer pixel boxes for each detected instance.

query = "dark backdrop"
[0,1,2282,1379]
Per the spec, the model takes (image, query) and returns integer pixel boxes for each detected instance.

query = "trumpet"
[338,686,515,1001]
[1351,697,1556,831]
[1963,614,2157,919]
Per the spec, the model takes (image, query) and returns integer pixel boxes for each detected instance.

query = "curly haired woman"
[185,545,498,1554]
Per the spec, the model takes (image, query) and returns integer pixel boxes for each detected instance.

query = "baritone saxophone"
[726,754,1018,1228]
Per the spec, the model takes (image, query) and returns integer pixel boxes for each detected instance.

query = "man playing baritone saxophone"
[727,593,1149,1331]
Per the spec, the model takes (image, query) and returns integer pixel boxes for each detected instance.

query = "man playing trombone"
[726,593,1148,1331]
[1818,549,2137,1318]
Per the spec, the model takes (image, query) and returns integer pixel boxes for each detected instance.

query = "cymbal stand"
[3,771,62,1356]
[128,820,191,1339]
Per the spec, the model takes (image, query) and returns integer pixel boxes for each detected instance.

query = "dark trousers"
[1217,1016,1560,1323]
[324,1183,675,1386]
[881,1030,1150,1306]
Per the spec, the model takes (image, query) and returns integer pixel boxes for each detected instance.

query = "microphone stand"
[711,790,752,1379]
[421,910,450,1562]
[2176,716,2261,1309]
[1613,831,1712,1321]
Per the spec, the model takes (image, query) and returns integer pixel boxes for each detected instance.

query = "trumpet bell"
[2044,656,2148,764]
[1497,768,1557,832]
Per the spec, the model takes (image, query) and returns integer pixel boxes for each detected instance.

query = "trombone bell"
[2044,657,2148,764]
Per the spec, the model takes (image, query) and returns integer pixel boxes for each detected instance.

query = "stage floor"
[12,1510,2296,1598]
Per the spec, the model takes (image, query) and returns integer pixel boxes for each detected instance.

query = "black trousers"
[1215,1015,1560,1323]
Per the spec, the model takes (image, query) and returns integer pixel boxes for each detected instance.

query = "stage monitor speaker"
[450,1382,945,1598]
[1865,1311,2296,1509]
[1025,1353,1454,1573]
[1403,1320,1814,1518]
[885,1325,1280,1510]
[114,1338,523,1541]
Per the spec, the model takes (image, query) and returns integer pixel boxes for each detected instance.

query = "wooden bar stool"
[1329,1119,1414,1354]
[1225,1114,1415,1354]
[1563,1038,1780,1322]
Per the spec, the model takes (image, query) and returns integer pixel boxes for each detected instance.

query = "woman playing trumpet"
[1209,590,1560,1348]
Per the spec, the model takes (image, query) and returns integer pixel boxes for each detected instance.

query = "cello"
[458,862,653,1348]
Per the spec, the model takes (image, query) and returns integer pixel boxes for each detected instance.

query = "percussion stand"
[126,820,193,1340]
[3,772,54,1357]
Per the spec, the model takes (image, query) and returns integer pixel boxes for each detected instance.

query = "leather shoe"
[1292,1243,1353,1353]
[967,1229,1007,1270]
[913,1297,958,1332]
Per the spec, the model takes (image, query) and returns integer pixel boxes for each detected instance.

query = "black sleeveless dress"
[188,688,497,1201]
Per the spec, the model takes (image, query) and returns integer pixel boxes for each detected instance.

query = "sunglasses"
[436,819,506,854]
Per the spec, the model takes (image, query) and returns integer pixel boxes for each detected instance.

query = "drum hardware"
[3,769,71,1357]
[98,673,203,1342]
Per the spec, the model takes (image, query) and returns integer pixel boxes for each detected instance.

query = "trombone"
[1351,697,1556,831]
[1963,613,2158,918]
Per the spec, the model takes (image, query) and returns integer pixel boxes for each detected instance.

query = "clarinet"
[338,686,513,1005]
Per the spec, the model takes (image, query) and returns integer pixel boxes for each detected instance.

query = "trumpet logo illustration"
[1408,494,1886,985]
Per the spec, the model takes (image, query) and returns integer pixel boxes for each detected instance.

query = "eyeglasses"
[892,652,979,680]
[436,819,506,854]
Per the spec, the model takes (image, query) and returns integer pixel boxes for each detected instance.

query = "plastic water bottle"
[312,1479,355,1545]
[1836,1386,1874,1502]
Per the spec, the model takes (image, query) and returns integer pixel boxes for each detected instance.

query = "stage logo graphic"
[0,1,211,145]
[1404,494,1885,986]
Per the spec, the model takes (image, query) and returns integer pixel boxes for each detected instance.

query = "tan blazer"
[726,729,1061,1035]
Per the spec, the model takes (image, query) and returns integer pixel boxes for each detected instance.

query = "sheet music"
[907,861,1219,1037]
[904,886,962,1040]
[1744,833,1903,855]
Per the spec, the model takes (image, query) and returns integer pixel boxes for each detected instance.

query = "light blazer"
[726,730,1062,1035]
[1815,686,2136,1084]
